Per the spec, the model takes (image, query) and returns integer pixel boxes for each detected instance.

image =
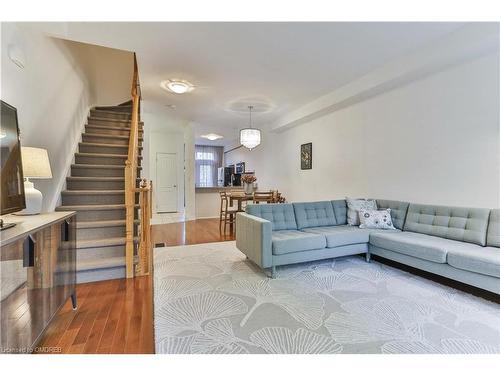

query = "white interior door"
[156,152,178,213]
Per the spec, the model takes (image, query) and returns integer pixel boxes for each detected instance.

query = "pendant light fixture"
[240,105,261,150]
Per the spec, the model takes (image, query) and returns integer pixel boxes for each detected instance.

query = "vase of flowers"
[241,174,257,194]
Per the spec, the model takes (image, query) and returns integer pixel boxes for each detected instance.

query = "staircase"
[57,104,144,283]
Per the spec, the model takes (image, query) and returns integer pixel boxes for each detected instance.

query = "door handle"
[173,185,177,188]
[23,235,36,268]
[62,219,70,242]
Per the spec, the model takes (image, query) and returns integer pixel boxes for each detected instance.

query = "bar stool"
[219,191,238,233]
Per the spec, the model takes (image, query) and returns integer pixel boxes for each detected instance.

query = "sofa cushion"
[403,203,490,246]
[272,230,326,255]
[246,203,297,231]
[359,209,396,230]
[447,246,500,278]
[331,199,348,225]
[369,231,478,264]
[487,209,500,248]
[293,201,337,229]
[303,225,400,248]
[376,199,410,230]
[303,225,369,248]
[346,197,377,226]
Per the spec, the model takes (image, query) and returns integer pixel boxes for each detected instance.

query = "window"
[195,145,223,187]
[196,151,214,161]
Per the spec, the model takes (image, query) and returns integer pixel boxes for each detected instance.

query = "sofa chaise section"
[445,208,500,279]
[236,199,499,294]
[369,203,499,293]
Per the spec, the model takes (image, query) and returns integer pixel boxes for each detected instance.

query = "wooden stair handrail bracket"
[125,53,151,278]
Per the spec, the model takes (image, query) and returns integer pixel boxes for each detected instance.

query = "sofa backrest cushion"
[487,209,500,248]
[331,199,348,225]
[376,199,410,230]
[293,201,337,229]
[246,203,297,231]
[404,203,490,246]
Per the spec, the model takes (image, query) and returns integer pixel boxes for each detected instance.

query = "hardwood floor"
[36,218,232,354]
[36,216,497,354]
[152,217,234,246]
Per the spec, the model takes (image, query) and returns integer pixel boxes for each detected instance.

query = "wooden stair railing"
[125,53,152,278]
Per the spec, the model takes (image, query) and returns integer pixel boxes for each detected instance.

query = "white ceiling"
[40,22,465,145]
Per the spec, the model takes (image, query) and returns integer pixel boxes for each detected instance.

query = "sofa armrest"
[236,212,273,268]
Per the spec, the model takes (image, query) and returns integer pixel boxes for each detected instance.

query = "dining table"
[227,191,253,212]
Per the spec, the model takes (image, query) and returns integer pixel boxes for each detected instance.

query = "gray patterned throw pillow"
[359,208,396,229]
[346,197,377,226]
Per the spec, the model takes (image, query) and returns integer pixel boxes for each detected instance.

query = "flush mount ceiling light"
[201,133,224,141]
[160,79,194,94]
[240,105,261,150]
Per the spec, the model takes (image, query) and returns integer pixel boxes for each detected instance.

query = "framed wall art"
[300,142,312,170]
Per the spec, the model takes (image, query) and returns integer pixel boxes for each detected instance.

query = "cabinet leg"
[71,292,77,310]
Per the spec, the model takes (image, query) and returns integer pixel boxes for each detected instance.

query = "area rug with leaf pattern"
[153,241,500,354]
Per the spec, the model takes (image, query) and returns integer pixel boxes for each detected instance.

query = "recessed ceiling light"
[160,79,194,94]
[201,133,224,141]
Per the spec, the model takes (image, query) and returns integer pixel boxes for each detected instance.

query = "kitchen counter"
[195,186,245,218]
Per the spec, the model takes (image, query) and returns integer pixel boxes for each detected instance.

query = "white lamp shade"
[240,128,261,150]
[21,147,52,179]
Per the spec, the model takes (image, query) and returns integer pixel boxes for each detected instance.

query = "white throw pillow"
[346,197,377,226]
[359,208,396,229]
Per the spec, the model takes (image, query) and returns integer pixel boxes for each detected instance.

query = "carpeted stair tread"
[71,164,143,170]
[77,219,139,229]
[62,190,125,195]
[88,116,144,124]
[67,176,127,181]
[56,203,138,211]
[90,109,132,116]
[79,142,143,149]
[77,236,139,249]
[77,256,125,271]
[82,132,143,141]
[85,124,144,132]
[94,105,132,112]
[74,152,143,160]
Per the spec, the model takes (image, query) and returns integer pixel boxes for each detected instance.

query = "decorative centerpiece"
[241,174,257,194]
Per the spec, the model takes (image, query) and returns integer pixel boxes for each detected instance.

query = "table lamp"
[16,147,53,215]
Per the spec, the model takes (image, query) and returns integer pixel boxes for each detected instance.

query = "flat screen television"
[0,100,26,217]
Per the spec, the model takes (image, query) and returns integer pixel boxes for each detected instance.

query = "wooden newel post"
[124,159,135,278]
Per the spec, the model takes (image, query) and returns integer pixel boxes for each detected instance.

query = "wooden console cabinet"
[0,212,76,354]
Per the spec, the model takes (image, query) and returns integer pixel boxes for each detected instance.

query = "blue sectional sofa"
[235,199,500,294]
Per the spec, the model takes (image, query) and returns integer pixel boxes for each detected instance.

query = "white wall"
[142,102,188,215]
[225,53,500,208]
[195,190,221,218]
[147,130,185,214]
[1,23,92,212]
[67,41,134,106]
[1,24,134,212]
[224,134,284,192]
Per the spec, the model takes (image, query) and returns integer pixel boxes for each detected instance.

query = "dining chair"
[219,191,238,233]
[276,192,286,203]
[253,191,274,204]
